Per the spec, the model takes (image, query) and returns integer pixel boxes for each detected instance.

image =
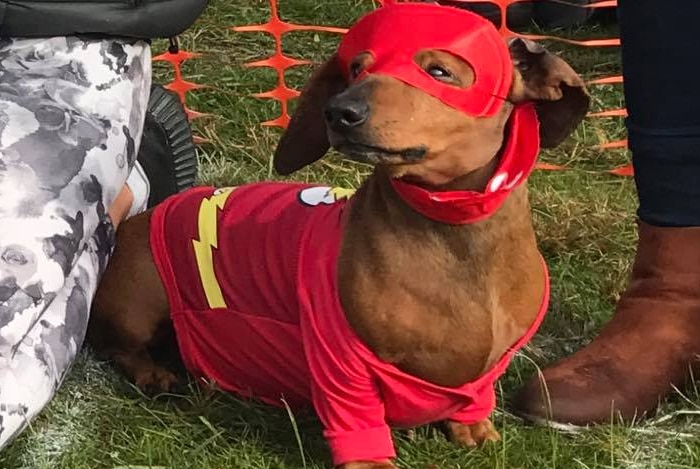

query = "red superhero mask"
[337,1,513,117]
[337,2,541,225]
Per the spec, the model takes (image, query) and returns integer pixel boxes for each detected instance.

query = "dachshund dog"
[88,3,589,468]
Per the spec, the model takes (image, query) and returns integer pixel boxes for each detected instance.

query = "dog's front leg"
[312,376,398,469]
[444,419,501,448]
[307,360,397,467]
[304,310,398,467]
[444,385,501,447]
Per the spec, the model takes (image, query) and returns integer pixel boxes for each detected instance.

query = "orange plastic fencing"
[170,0,631,176]
[153,39,211,144]
[232,0,351,128]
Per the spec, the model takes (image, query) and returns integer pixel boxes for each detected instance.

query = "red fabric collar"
[390,103,540,225]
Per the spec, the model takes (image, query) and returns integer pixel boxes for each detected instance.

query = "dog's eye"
[350,62,363,79]
[427,65,453,82]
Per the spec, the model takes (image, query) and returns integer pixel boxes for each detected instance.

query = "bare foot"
[444,419,501,448]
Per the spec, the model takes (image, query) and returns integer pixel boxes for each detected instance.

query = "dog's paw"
[444,419,501,448]
[134,366,179,394]
[338,460,397,469]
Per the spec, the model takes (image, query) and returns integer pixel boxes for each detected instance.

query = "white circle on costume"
[299,186,336,206]
[489,172,508,192]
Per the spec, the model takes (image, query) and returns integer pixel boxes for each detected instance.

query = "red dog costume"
[149,2,549,465]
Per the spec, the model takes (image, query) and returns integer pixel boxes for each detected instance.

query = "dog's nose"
[324,97,369,129]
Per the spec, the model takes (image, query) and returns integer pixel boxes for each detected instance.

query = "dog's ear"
[508,38,590,148]
[273,55,347,175]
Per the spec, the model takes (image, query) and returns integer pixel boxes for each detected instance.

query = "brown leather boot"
[514,221,700,427]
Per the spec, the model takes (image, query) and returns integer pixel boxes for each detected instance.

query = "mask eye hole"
[349,61,363,79]
[348,51,374,80]
[414,50,475,88]
[426,65,454,82]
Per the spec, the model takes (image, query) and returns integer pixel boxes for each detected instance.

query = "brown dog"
[88,28,588,469]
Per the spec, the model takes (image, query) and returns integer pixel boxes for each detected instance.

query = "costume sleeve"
[447,383,496,424]
[301,307,396,466]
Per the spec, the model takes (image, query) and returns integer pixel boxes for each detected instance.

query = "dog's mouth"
[332,139,427,165]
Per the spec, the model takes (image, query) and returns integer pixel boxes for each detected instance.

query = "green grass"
[4,1,700,468]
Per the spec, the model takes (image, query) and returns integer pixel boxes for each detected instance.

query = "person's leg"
[0,36,151,448]
[514,0,700,425]
[0,231,108,446]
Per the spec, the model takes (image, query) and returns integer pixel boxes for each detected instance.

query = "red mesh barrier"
[229,0,630,176]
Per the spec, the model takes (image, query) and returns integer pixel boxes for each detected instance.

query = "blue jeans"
[620,0,700,227]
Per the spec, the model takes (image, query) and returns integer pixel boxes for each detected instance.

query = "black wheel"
[137,84,198,208]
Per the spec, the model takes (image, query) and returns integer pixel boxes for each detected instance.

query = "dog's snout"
[324,96,369,130]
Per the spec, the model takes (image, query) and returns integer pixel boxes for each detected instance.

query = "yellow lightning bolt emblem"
[192,187,234,309]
